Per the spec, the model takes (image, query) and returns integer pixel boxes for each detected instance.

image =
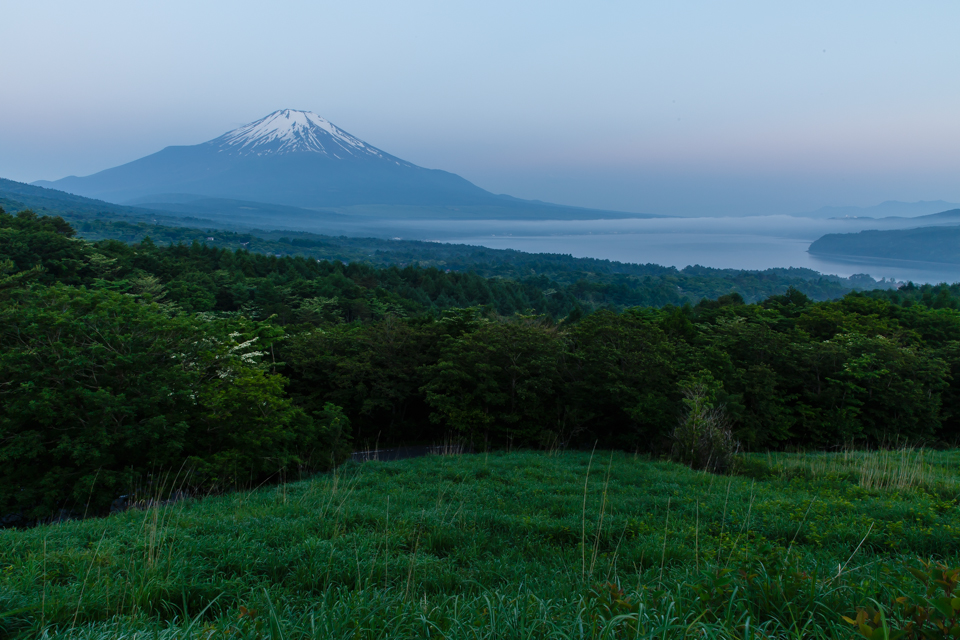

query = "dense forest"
[4,208,960,522]
[810,221,960,264]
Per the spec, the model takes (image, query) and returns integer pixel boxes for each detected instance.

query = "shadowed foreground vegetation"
[8,209,960,523]
[3,449,960,638]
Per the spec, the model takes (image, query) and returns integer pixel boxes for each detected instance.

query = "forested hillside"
[4,208,959,522]
[809,222,960,264]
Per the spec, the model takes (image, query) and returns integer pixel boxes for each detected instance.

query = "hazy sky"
[2,1,959,216]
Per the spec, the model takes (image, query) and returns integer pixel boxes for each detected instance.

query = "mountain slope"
[0,176,362,233]
[0,177,161,220]
[35,109,655,219]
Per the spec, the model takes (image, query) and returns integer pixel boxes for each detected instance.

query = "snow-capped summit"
[33,108,491,208]
[210,109,401,161]
[33,109,653,220]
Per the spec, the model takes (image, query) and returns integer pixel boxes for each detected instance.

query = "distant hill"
[0,177,390,233]
[793,200,960,219]
[34,109,658,221]
[809,217,960,264]
[0,177,168,222]
[903,209,960,223]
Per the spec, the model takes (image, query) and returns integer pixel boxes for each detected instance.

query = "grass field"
[3,449,960,638]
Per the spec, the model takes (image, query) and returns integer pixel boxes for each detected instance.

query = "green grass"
[2,449,959,638]
[750,448,960,494]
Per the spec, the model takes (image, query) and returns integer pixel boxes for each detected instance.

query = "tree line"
[3,209,959,521]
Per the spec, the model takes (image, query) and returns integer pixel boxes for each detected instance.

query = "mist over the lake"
[209,213,956,285]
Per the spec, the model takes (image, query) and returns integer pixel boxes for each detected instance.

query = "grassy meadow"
[3,449,960,639]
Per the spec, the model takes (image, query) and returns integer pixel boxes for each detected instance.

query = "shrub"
[670,381,737,473]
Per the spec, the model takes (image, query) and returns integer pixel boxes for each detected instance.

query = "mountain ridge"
[792,200,960,219]
[34,110,660,220]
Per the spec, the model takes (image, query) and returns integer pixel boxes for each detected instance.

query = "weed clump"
[671,382,737,474]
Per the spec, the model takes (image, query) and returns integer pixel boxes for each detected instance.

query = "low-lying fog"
[313,214,960,285]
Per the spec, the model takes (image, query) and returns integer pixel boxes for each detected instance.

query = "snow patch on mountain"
[209,109,404,161]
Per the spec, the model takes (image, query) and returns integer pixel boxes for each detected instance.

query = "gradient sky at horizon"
[2,1,959,216]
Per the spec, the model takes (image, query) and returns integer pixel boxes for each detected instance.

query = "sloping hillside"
[810,221,960,264]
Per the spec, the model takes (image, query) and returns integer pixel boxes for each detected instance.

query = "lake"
[401,215,960,284]
[289,213,960,285]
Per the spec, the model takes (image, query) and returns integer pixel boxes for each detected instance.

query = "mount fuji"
[34,109,653,220]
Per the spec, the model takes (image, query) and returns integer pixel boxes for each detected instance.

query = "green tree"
[422,316,563,447]
[562,309,677,450]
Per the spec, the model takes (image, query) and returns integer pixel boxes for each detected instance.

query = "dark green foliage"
[0,209,90,286]
[5,210,960,520]
[423,316,564,446]
[865,281,960,311]
[561,309,676,449]
[0,283,350,519]
[282,291,959,452]
[284,316,444,446]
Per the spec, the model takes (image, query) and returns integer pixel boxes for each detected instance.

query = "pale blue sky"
[2,1,959,216]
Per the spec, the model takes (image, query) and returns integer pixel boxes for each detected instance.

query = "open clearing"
[3,449,959,638]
